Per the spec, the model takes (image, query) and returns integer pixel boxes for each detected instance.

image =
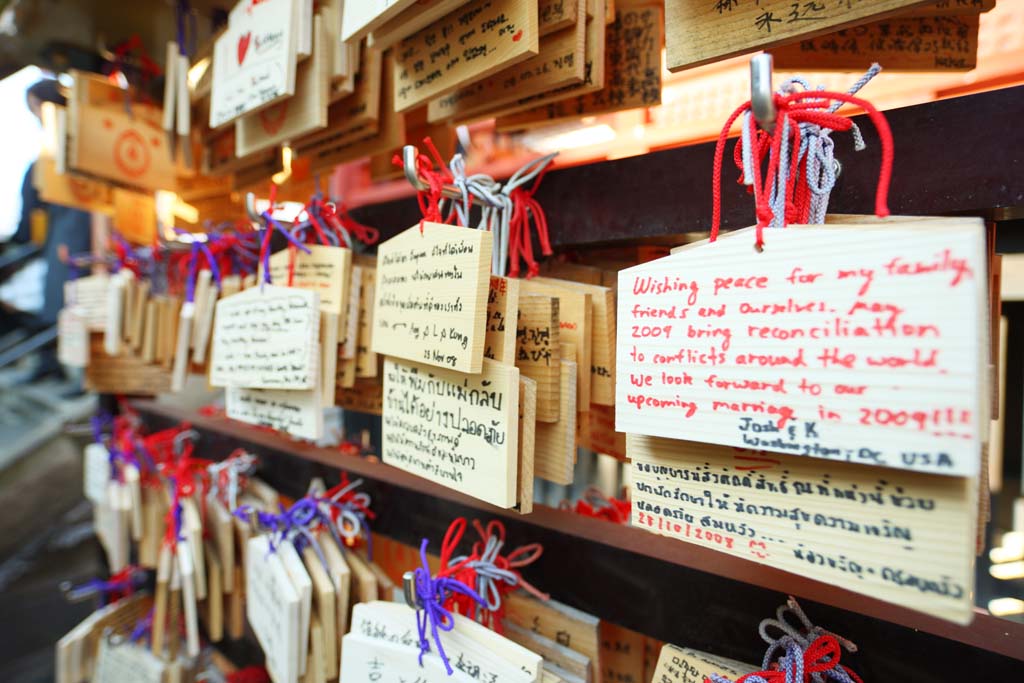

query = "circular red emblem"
[113,129,151,179]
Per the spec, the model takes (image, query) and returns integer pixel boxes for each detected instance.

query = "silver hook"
[402,144,467,201]
[402,571,418,608]
[173,428,199,456]
[751,53,776,134]
[244,192,263,223]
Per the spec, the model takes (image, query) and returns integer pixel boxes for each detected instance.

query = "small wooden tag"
[516,295,562,423]
[383,357,521,507]
[373,222,493,373]
[486,276,521,365]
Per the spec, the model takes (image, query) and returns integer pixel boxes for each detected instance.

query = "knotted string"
[65,566,145,605]
[174,229,222,303]
[448,519,548,632]
[234,497,332,572]
[258,185,310,286]
[394,137,455,233]
[319,475,375,558]
[708,635,862,683]
[412,537,487,675]
[129,607,154,644]
[560,487,631,524]
[505,153,556,279]
[711,85,893,249]
[207,450,258,512]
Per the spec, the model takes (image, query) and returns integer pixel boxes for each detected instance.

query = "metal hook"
[244,192,263,223]
[751,53,777,134]
[402,145,464,201]
[402,571,418,608]
[173,428,199,456]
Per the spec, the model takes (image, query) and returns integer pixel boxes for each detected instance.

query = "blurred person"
[4,78,92,381]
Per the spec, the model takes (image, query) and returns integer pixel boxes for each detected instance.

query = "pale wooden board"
[630,434,977,624]
[517,376,537,515]
[485,276,521,365]
[236,14,330,155]
[33,156,114,216]
[540,0,582,35]
[577,402,626,460]
[368,0,474,48]
[496,0,661,130]
[664,0,934,71]
[534,277,614,406]
[302,52,404,172]
[226,384,325,440]
[322,312,340,405]
[771,13,979,71]
[618,222,988,477]
[516,294,562,423]
[293,44,382,153]
[392,0,540,112]
[210,285,320,389]
[84,334,171,395]
[356,266,379,377]
[264,245,353,316]
[320,534,352,649]
[301,545,338,679]
[342,547,379,608]
[68,99,177,192]
[342,0,420,41]
[534,360,577,485]
[382,357,521,507]
[202,540,224,643]
[505,624,591,682]
[901,0,994,16]
[651,644,757,683]
[246,535,301,683]
[426,0,586,123]
[462,0,606,122]
[372,222,492,373]
[522,278,593,407]
[505,593,601,667]
[598,621,647,683]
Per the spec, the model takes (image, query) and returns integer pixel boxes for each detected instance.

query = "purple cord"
[413,539,486,675]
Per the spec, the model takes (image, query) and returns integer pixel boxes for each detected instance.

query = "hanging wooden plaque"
[236,14,330,155]
[630,434,976,624]
[373,222,492,373]
[771,13,979,71]
[616,221,987,477]
[496,0,662,130]
[210,0,299,128]
[427,0,586,122]
[392,0,540,112]
[382,357,520,507]
[664,0,934,71]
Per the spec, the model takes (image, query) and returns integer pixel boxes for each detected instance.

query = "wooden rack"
[133,85,1024,682]
[135,400,1024,680]
[350,85,1024,248]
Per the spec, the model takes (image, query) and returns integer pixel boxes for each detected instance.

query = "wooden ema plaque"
[522,278,593,408]
[630,434,977,624]
[67,72,177,192]
[426,0,587,123]
[210,0,298,128]
[616,221,987,477]
[652,644,756,683]
[771,13,979,71]
[33,157,114,216]
[516,294,562,423]
[236,14,330,155]
[84,334,172,395]
[369,0,478,49]
[496,0,662,131]
[392,0,540,112]
[485,276,521,365]
[372,222,493,374]
[382,357,520,508]
[664,0,934,71]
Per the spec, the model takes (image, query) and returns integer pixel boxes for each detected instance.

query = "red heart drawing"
[237,32,252,65]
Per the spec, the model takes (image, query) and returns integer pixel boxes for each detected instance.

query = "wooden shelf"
[134,400,1024,680]
[349,85,1024,250]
